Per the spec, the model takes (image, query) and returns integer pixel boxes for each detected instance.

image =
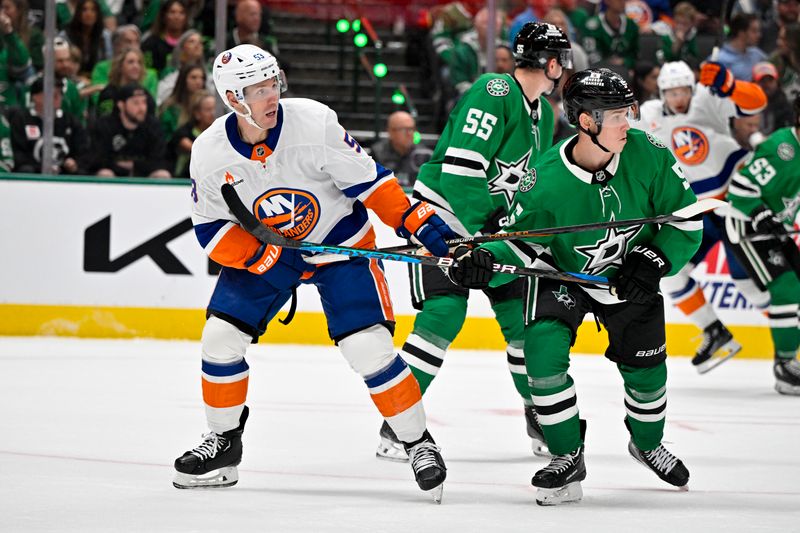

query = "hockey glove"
[447,245,495,289]
[480,205,510,235]
[614,244,672,304]
[397,201,458,257]
[699,61,735,97]
[750,205,787,240]
[245,243,314,290]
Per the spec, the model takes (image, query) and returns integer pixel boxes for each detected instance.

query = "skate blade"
[696,340,742,374]
[173,466,238,489]
[535,481,583,506]
[376,437,409,463]
[427,484,443,504]
[531,439,552,458]
[775,381,800,396]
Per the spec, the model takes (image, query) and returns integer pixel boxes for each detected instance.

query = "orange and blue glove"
[245,243,314,290]
[699,61,735,97]
[397,201,458,257]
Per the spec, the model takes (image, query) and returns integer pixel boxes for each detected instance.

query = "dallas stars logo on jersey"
[552,285,576,309]
[575,216,643,275]
[489,149,532,206]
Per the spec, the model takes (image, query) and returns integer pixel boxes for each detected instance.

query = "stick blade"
[672,198,727,220]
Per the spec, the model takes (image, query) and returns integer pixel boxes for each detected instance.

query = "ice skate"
[628,440,689,489]
[531,446,586,506]
[375,420,408,462]
[173,406,249,489]
[774,356,800,395]
[404,431,446,504]
[524,406,551,457]
[692,321,741,374]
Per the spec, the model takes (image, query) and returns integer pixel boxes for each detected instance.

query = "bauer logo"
[253,188,320,240]
[671,127,709,165]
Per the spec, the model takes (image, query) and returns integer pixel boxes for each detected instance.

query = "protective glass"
[557,49,573,69]
[241,71,287,103]
[598,103,640,126]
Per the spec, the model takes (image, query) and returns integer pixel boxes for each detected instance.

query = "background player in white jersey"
[172,45,455,502]
[634,60,768,373]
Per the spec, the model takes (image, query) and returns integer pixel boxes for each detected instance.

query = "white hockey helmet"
[657,61,696,98]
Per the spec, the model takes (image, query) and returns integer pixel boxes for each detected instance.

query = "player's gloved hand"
[750,205,787,240]
[245,243,314,290]
[397,201,458,257]
[699,61,735,97]
[480,205,510,235]
[614,244,671,304]
[447,245,494,289]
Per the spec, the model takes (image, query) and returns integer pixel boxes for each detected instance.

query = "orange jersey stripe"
[676,287,708,315]
[730,80,767,113]
[362,179,411,230]
[208,225,262,269]
[368,258,394,321]
[370,374,421,417]
[202,376,249,408]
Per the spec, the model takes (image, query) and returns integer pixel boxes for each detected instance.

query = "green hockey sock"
[767,272,800,359]
[492,297,529,402]
[620,362,667,452]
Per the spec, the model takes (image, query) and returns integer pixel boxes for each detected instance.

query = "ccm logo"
[635,343,666,357]
[632,245,666,269]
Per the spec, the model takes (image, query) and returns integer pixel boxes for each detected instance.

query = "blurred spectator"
[56,0,115,31]
[168,89,214,178]
[558,0,589,39]
[141,0,189,73]
[753,61,794,133]
[3,0,43,70]
[370,111,432,188]
[158,62,205,143]
[227,0,277,56]
[0,113,12,171]
[632,60,660,102]
[0,0,31,109]
[62,0,113,80]
[53,37,89,122]
[543,8,589,72]
[770,23,800,102]
[83,83,170,177]
[659,2,701,66]
[760,0,799,54]
[625,0,672,35]
[509,0,556,43]
[546,92,573,143]
[157,29,207,105]
[495,44,514,73]
[730,113,764,150]
[582,0,639,68]
[94,47,157,116]
[715,13,767,81]
[7,76,88,174]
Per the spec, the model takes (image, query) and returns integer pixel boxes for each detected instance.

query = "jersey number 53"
[462,108,497,141]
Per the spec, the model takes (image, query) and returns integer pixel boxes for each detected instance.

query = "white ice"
[1,336,798,532]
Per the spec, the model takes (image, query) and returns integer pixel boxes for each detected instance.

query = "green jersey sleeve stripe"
[442,163,486,178]
[666,219,703,231]
[728,183,761,199]
[444,147,490,168]
[730,173,761,194]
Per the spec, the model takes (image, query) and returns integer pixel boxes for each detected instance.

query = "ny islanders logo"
[253,188,320,239]
[672,127,709,166]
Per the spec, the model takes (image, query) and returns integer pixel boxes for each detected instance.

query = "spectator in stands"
[168,89,215,178]
[543,8,589,72]
[546,92,573,144]
[0,0,31,109]
[91,24,157,96]
[771,22,800,102]
[625,0,672,35]
[0,113,13,172]
[83,83,170,177]
[582,0,639,68]
[157,29,207,105]
[660,2,701,66]
[7,76,88,174]
[632,61,660,102]
[753,61,794,134]
[495,44,515,73]
[141,0,189,73]
[509,0,556,44]
[715,13,767,81]
[760,0,799,54]
[557,0,588,39]
[370,111,432,188]
[56,0,115,31]
[730,113,764,150]
[95,47,156,116]
[53,37,90,122]
[62,0,113,81]
[227,0,277,56]
[3,0,43,70]
[158,62,205,143]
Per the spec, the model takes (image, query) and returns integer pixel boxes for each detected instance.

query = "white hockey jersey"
[634,85,750,200]
[189,98,411,269]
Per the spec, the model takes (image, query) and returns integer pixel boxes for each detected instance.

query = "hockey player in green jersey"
[375,22,573,462]
[726,94,800,396]
[449,69,701,505]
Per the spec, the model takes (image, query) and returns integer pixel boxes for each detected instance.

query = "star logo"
[552,285,576,309]
[777,195,800,222]
[489,150,532,206]
[575,216,643,276]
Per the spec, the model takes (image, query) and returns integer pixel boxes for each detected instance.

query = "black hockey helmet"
[513,22,573,70]
[563,68,639,126]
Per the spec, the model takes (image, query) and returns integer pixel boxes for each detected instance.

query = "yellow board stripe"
[0,304,774,359]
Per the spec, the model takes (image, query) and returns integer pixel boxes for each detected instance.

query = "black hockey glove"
[447,245,495,289]
[614,244,671,304]
[480,205,510,235]
[750,205,787,240]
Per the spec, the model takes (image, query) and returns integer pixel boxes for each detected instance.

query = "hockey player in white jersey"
[172,44,455,502]
[634,60,768,373]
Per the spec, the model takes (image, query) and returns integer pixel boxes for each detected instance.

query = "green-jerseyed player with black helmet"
[725,94,800,396]
[375,22,573,462]
[449,68,701,505]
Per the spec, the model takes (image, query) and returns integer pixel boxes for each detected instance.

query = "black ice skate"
[524,406,550,457]
[375,420,408,462]
[692,321,741,374]
[628,440,689,489]
[774,356,800,395]
[404,431,447,504]
[173,406,249,489]
[531,446,586,506]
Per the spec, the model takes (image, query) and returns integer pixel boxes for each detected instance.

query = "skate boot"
[524,406,550,457]
[628,440,689,489]
[692,321,741,374]
[173,406,249,489]
[531,446,586,506]
[404,431,447,504]
[375,420,408,462]
[774,356,800,395]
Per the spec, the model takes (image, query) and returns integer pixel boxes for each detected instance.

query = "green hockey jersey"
[582,14,639,68]
[483,129,702,304]
[414,73,554,236]
[727,127,800,225]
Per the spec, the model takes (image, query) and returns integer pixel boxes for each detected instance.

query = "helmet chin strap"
[577,121,611,153]
[544,69,562,96]
[235,101,267,131]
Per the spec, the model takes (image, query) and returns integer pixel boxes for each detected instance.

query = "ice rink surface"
[1,336,798,532]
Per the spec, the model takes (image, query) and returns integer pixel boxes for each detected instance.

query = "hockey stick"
[220,183,611,286]
[379,198,727,254]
